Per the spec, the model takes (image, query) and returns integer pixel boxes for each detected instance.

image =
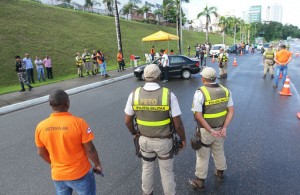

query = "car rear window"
[213,46,222,50]
[170,57,186,64]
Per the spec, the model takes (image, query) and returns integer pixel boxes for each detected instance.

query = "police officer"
[217,48,229,79]
[124,64,186,195]
[263,44,276,79]
[189,67,234,190]
[82,49,95,76]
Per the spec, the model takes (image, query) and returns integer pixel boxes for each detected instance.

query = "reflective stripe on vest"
[84,54,91,62]
[76,58,83,65]
[133,87,170,127]
[200,85,229,119]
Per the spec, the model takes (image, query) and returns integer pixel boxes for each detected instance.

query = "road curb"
[0,73,133,116]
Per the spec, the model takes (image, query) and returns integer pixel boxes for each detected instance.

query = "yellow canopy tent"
[142,31,179,42]
[142,31,179,56]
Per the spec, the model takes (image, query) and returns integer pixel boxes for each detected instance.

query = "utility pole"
[179,0,183,54]
[114,0,124,62]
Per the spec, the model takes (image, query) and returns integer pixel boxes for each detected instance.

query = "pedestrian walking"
[75,52,84,77]
[82,49,95,76]
[35,89,103,195]
[188,45,191,56]
[273,45,292,89]
[15,55,33,92]
[43,55,53,79]
[23,53,35,84]
[124,64,186,195]
[189,67,234,190]
[262,44,276,79]
[34,56,46,81]
[150,46,155,61]
[217,48,229,79]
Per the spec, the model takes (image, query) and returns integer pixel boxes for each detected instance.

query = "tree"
[229,16,241,44]
[121,5,130,19]
[197,5,218,44]
[218,16,229,44]
[113,0,123,55]
[102,0,115,15]
[122,2,138,20]
[164,0,189,54]
[85,0,101,12]
[153,8,163,24]
[141,5,151,19]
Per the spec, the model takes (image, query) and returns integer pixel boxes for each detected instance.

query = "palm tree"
[85,0,101,12]
[121,5,130,20]
[229,16,241,44]
[141,5,151,19]
[136,7,144,18]
[102,0,114,15]
[244,23,252,43]
[153,8,163,24]
[197,5,218,44]
[165,0,189,54]
[122,2,138,20]
[113,0,123,56]
[218,16,229,44]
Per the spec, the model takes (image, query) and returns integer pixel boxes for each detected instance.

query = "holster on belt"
[190,126,211,150]
[133,134,142,158]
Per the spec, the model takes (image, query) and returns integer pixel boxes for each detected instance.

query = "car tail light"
[195,62,199,67]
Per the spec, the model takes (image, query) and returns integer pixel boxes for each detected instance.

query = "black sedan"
[134,55,200,80]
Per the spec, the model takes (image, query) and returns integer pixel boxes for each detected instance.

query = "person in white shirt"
[161,50,169,82]
[34,56,46,81]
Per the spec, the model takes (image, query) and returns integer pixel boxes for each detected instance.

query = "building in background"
[266,3,283,23]
[249,5,261,23]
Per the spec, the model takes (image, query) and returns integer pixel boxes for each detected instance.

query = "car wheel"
[181,69,191,79]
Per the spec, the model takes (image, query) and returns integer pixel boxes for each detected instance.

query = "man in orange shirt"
[117,50,125,72]
[35,89,103,195]
[150,46,155,61]
[273,45,292,88]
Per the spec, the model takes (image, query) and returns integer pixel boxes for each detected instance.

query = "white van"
[209,44,226,57]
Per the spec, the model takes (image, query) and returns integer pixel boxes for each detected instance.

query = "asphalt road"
[1,43,300,195]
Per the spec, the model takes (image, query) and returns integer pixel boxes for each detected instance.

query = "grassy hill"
[0,0,233,93]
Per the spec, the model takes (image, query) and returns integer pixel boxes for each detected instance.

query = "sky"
[182,0,300,27]
[43,0,300,27]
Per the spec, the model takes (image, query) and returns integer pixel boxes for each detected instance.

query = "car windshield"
[212,46,222,50]
[263,44,269,48]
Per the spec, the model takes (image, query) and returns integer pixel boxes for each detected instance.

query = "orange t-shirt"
[150,48,155,54]
[275,49,292,64]
[96,53,103,64]
[117,52,123,62]
[35,112,94,180]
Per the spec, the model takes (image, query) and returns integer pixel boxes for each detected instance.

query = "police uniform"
[263,47,276,79]
[82,51,95,76]
[217,50,229,78]
[189,67,234,190]
[124,64,185,195]
[15,57,33,92]
[75,54,84,77]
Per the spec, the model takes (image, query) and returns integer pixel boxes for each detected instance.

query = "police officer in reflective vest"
[189,67,234,190]
[217,48,229,79]
[124,64,186,195]
[82,49,95,76]
[263,44,276,79]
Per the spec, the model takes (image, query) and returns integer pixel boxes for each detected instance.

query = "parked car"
[134,55,200,80]
[227,44,237,53]
[257,43,263,50]
[209,44,226,57]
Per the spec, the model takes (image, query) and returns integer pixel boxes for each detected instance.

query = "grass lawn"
[0,0,234,94]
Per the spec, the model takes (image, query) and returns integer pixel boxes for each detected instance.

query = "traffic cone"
[279,72,283,79]
[297,113,300,119]
[240,49,243,56]
[212,55,215,63]
[296,51,299,57]
[279,77,292,96]
[232,58,237,66]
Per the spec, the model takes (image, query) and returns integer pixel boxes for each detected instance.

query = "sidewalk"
[0,67,135,112]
